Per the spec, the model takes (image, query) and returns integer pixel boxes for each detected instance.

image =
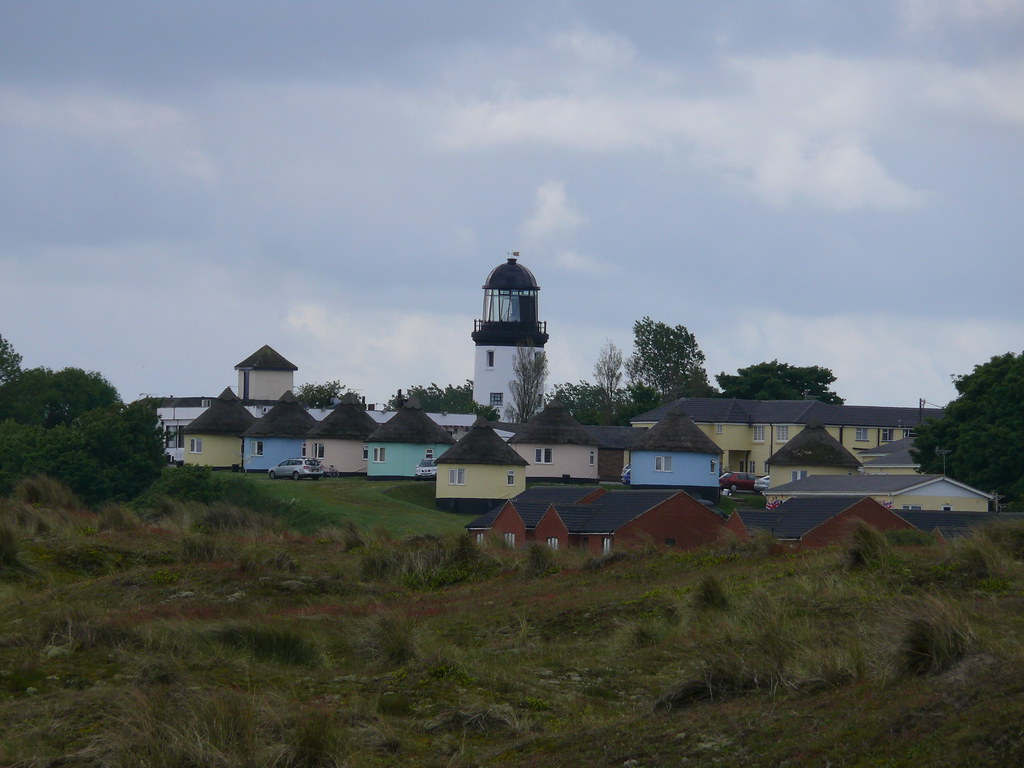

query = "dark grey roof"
[465,485,603,529]
[631,408,721,455]
[769,474,950,494]
[583,425,645,450]
[437,418,529,466]
[241,391,316,438]
[632,398,942,429]
[896,510,1018,539]
[159,395,278,409]
[861,449,917,468]
[739,497,865,539]
[483,256,540,290]
[234,345,298,371]
[306,392,378,440]
[367,396,456,445]
[183,387,255,435]
[767,420,861,469]
[857,436,915,458]
[508,401,597,446]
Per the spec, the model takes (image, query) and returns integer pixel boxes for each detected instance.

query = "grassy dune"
[2,479,1023,767]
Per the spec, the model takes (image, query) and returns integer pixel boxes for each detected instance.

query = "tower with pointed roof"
[234,345,298,401]
[471,253,549,412]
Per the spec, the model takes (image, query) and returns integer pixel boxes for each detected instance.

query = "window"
[791,469,808,481]
[855,427,869,442]
[503,531,516,547]
[602,537,612,554]
[362,444,369,460]
[753,425,765,442]
[252,440,264,457]
[546,537,559,550]
[881,428,894,442]
[588,449,595,466]
[776,426,789,442]
[942,504,953,511]
[476,532,485,544]
[424,448,434,459]
[486,350,495,368]
[710,459,716,474]
[372,446,386,463]
[901,504,922,510]
[490,392,503,407]
[903,428,915,439]
[715,423,723,435]
[449,467,465,485]
[655,455,673,472]
[534,448,553,464]
[311,442,325,459]
[301,443,306,457]
[507,469,515,486]
[189,438,203,454]
[664,538,676,547]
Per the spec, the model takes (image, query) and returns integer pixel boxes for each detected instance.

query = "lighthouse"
[472,253,549,413]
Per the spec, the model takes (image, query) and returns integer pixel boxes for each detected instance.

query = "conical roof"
[483,256,539,290]
[768,419,861,469]
[508,401,596,446]
[183,387,254,435]
[241,391,316,438]
[437,417,529,466]
[307,391,378,440]
[631,408,721,455]
[367,396,456,445]
[234,345,297,371]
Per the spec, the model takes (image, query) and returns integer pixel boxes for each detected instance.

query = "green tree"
[716,360,844,404]
[625,317,715,402]
[912,351,1024,507]
[0,334,21,386]
[385,381,499,420]
[295,380,347,409]
[617,383,663,424]
[0,366,120,427]
[506,342,548,422]
[550,381,604,425]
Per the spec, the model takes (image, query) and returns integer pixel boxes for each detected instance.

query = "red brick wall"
[615,493,727,551]
[534,507,569,549]
[725,510,750,541]
[598,449,627,482]
[488,503,527,547]
[801,498,915,548]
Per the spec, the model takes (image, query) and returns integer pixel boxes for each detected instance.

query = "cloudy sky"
[1,0,1021,409]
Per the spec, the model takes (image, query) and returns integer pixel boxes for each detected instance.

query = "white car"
[415,458,438,480]
[268,458,323,480]
[754,475,770,493]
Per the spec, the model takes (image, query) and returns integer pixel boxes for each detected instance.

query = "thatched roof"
[241,391,316,438]
[234,345,297,371]
[306,392,378,440]
[507,401,596,446]
[767,419,861,469]
[367,396,456,445]
[437,417,529,466]
[183,387,254,436]
[631,408,721,455]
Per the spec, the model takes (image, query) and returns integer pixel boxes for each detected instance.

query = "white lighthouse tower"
[472,253,549,413]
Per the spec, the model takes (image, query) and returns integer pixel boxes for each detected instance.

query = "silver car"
[268,458,323,480]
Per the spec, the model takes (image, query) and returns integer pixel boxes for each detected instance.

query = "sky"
[1,0,1022,409]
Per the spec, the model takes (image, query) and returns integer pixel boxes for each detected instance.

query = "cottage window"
[776,426,789,442]
[710,459,716,474]
[189,438,203,454]
[655,455,672,472]
[449,468,465,485]
[424,448,434,460]
[301,443,306,457]
[362,444,369,461]
[372,446,386,463]
[715,423,723,435]
[855,427,869,442]
[252,440,264,457]
[588,450,595,466]
[546,537,559,550]
[881,428,894,442]
[942,504,953,511]
[903,428,915,439]
[504,532,516,547]
[534,448,553,464]
[753,425,765,442]
[311,442,325,459]
[490,392,503,407]
[791,469,808,482]
[507,469,515,486]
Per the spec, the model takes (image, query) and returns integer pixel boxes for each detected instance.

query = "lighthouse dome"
[482,256,540,290]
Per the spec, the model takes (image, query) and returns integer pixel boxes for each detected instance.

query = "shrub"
[692,574,730,611]
[12,474,82,509]
[179,534,221,563]
[358,534,497,589]
[844,519,892,570]
[145,464,221,503]
[892,594,976,677]
[0,522,23,571]
[213,623,322,666]
[524,543,557,577]
[361,613,418,666]
[197,503,278,533]
[279,709,346,768]
[97,502,140,532]
[981,519,1024,560]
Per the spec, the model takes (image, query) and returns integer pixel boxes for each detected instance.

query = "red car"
[719,472,758,493]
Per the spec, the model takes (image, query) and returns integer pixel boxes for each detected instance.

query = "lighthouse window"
[490,392,503,407]
[486,350,495,368]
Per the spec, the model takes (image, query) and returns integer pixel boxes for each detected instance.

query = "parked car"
[415,458,438,480]
[719,471,758,493]
[268,458,323,480]
[754,475,770,493]
[621,463,631,485]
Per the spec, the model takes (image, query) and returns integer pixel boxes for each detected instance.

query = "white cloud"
[521,180,585,239]
[900,0,1024,31]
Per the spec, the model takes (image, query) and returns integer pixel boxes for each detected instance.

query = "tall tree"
[0,366,120,427]
[716,360,844,404]
[593,340,624,425]
[912,351,1024,507]
[295,380,348,409]
[0,334,21,386]
[385,381,499,419]
[550,381,604,426]
[505,342,548,423]
[625,317,714,402]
